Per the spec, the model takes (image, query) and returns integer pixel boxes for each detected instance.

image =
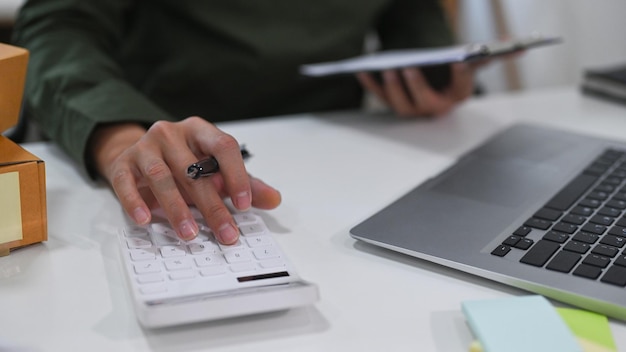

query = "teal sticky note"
[462,295,582,352]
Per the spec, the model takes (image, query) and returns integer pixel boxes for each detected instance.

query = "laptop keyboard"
[492,148,626,287]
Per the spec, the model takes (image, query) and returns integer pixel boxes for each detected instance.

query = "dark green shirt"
[13,0,453,174]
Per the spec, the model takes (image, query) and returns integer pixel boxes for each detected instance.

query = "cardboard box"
[0,43,47,256]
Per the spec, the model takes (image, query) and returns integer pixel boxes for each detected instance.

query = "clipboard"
[300,34,562,77]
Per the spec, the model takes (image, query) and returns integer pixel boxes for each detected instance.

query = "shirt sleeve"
[12,0,172,178]
[375,0,455,50]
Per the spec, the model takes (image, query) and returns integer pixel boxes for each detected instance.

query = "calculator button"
[126,237,152,249]
[200,266,227,276]
[125,226,149,237]
[188,242,218,254]
[160,245,186,257]
[130,249,157,261]
[187,230,212,243]
[229,263,257,273]
[153,233,181,245]
[169,270,196,280]
[245,236,272,247]
[137,274,164,284]
[139,284,167,295]
[194,254,226,267]
[134,261,161,274]
[164,258,192,271]
[224,250,252,263]
[218,239,245,251]
[259,259,286,269]
[233,213,257,225]
[253,247,280,260]
[151,224,181,243]
[239,224,265,236]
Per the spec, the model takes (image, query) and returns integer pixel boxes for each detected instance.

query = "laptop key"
[581,223,607,235]
[545,174,598,211]
[520,240,560,267]
[553,222,578,234]
[563,241,590,254]
[534,208,562,221]
[573,263,602,279]
[546,251,581,273]
[514,238,534,250]
[614,255,626,267]
[562,214,586,225]
[513,226,531,237]
[524,218,551,230]
[491,245,511,257]
[572,232,599,244]
[591,244,619,258]
[579,198,601,208]
[608,227,626,237]
[543,231,568,244]
[502,235,520,246]
[600,266,626,287]
[583,254,610,268]
[600,235,625,248]
[606,199,626,209]
[616,217,626,227]
[571,206,594,216]
[589,215,614,226]
[597,207,621,217]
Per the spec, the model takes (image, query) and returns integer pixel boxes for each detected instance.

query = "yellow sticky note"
[556,308,617,352]
[0,172,23,244]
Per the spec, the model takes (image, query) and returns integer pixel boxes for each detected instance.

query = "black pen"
[186,146,251,179]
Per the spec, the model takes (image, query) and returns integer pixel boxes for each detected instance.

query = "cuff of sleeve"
[63,79,173,179]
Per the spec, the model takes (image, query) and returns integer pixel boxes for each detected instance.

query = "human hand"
[356,62,483,117]
[90,117,281,244]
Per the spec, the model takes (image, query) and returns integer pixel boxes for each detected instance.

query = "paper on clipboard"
[300,34,562,77]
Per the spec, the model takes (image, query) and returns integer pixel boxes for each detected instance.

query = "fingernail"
[235,191,251,211]
[133,207,151,225]
[217,223,239,244]
[178,219,198,240]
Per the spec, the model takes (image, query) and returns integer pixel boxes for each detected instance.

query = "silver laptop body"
[350,123,626,320]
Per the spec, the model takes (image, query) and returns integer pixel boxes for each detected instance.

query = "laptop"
[350,123,626,320]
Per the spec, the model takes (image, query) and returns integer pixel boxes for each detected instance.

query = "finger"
[210,173,281,210]
[197,133,251,211]
[155,118,240,244]
[448,63,475,102]
[139,121,199,241]
[382,70,417,116]
[249,177,282,209]
[109,158,152,226]
[402,68,454,116]
[356,72,389,105]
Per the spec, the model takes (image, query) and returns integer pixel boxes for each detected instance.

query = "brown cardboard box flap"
[0,43,29,132]
[0,136,42,166]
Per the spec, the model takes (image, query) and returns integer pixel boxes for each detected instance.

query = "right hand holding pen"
[90,116,281,244]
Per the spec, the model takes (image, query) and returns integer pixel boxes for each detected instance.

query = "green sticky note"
[556,308,617,352]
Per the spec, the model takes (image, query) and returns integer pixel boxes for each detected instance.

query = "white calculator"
[117,211,319,328]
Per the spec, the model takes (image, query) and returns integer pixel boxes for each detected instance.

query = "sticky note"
[556,308,617,352]
[0,172,23,244]
[462,295,581,352]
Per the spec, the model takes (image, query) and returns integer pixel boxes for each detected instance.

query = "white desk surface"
[3,86,626,352]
